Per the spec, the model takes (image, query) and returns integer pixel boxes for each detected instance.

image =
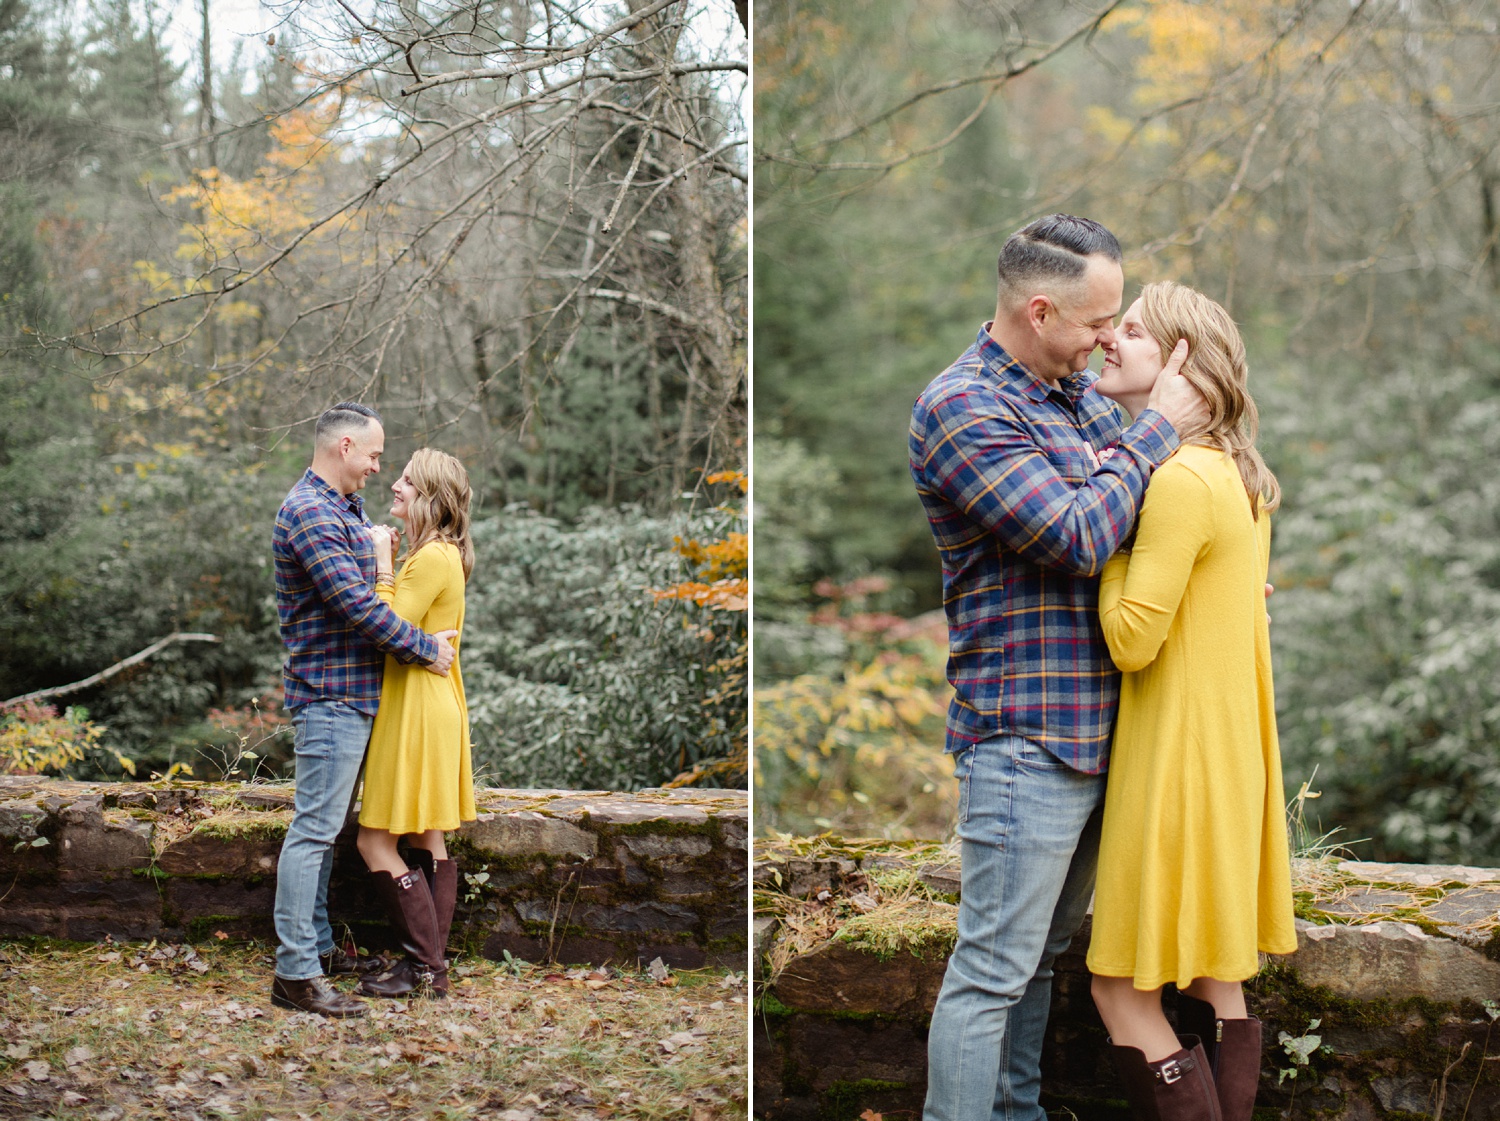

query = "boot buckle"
[1156,1054,1193,1084]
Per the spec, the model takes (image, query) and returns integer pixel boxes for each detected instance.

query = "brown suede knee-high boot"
[1107,1036,1223,1121]
[357,868,449,998]
[404,849,458,966]
[1177,994,1263,1121]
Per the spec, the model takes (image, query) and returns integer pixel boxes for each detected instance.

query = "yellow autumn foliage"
[654,472,747,788]
[0,702,135,778]
[755,636,956,840]
[161,95,359,277]
[653,472,748,613]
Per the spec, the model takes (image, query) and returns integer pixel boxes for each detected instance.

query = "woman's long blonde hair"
[402,448,475,578]
[1137,281,1281,517]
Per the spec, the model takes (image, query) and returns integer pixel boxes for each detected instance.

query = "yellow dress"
[359,541,476,834]
[1086,444,1297,989]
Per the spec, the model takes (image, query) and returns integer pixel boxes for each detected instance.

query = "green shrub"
[464,503,746,790]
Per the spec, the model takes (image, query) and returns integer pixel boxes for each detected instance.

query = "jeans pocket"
[952,746,976,826]
[293,704,336,761]
[1013,740,1071,772]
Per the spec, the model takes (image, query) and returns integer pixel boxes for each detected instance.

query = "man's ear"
[339,435,354,457]
[1026,294,1053,333]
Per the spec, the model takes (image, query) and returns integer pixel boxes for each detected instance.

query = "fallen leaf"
[96,952,121,964]
[849,891,879,913]
[3,1044,29,1060]
[859,1111,885,1121]
[61,1090,89,1105]
[64,1045,94,1066]
[21,1061,48,1082]
[646,957,671,983]
[585,978,610,990]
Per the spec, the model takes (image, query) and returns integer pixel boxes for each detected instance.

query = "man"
[908,215,1207,1121]
[269,401,457,1018]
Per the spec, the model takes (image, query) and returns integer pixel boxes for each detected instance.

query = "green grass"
[0,939,747,1119]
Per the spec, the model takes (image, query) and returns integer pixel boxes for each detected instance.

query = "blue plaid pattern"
[909,326,1179,771]
[273,469,438,715]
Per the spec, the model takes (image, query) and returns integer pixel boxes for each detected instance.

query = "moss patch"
[188,811,290,842]
[821,1078,910,1120]
[832,900,957,963]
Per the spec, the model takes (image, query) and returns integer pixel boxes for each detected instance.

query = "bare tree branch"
[3,634,222,707]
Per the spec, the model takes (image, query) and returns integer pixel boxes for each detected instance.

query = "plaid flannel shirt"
[273,469,438,715]
[909,325,1180,772]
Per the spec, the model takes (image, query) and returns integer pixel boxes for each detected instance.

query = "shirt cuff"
[1118,408,1180,467]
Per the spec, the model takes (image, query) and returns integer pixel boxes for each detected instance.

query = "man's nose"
[1097,323,1118,349]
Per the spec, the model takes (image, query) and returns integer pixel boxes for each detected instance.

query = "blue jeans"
[923,734,1107,1121]
[273,700,372,981]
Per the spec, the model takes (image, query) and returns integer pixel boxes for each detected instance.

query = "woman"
[355,447,477,999]
[1087,282,1297,1121]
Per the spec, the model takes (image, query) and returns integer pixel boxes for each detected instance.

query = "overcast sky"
[157,0,743,71]
[160,0,275,72]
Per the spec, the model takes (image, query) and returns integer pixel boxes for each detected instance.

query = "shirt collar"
[304,468,365,517]
[975,323,1100,406]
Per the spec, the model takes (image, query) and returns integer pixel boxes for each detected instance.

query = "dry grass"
[757,860,958,985]
[0,940,747,1121]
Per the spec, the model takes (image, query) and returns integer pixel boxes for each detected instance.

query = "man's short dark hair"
[315,401,382,446]
[996,214,1122,306]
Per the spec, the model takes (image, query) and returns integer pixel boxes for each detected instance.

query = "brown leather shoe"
[271,975,368,1018]
[320,944,384,977]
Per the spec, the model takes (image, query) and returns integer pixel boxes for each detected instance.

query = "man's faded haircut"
[315,401,382,447]
[996,214,1122,308]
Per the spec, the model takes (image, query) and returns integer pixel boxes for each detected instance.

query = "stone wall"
[754,838,1500,1120]
[0,777,747,970]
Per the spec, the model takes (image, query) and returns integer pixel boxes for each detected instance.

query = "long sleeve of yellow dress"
[374,544,447,625]
[360,542,475,834]
[1087,446,1297,989]
[1098,462,1215,673]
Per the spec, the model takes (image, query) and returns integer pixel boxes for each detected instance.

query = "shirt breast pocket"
[1043,446,1094,484]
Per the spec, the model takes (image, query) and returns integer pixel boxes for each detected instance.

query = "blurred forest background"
[0,0,747,790]
[755,0,1500,862]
